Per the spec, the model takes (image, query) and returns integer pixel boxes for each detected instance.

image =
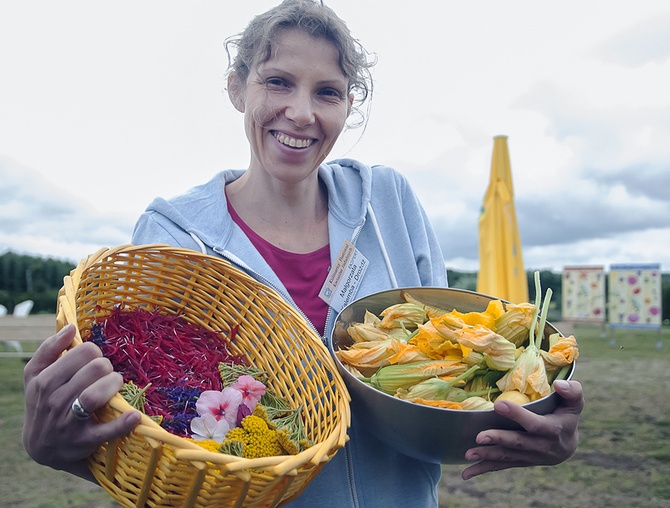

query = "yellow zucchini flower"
[347,322,389,343]
[411,398,463,410]
[395,365,481,401]
[432,314,516,371]
[402,292,449,319]
[496,274,553,401]
[386,342,433,365]
[445,299,505,330]
[364,360,467,395]
[540,334,579,370]
[408,321,464,360]
[335,338,401,369]
[494,302,537,346]
[378,303,427,330]
[496,347,551,401]
[460,397,495,411]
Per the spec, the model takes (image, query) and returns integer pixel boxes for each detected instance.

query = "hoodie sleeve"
[131,210,202,252]
[369,166,448,288]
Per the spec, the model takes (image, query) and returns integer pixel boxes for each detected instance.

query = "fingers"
[462,458,526,480]
[553,379,585,414]
[89,411,143,446]
[25,343,113,420]
[24,324,77,380]
[461,382,585,480]
[74,370,125,416]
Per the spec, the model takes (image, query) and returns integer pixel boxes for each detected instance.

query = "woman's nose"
[285,91,315,127]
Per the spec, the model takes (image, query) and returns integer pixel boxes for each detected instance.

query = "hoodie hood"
[142,160,372,254]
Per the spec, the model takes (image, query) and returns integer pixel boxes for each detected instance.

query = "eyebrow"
[258,66,348,88]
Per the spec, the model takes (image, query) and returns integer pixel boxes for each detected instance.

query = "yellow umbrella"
[476,135,529,303]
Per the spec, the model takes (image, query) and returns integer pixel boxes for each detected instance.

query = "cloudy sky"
[1,0,669,272]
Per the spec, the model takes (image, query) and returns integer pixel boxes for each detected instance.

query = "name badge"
[319,240,369,313]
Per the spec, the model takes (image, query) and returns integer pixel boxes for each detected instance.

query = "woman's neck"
[225,172,329,254]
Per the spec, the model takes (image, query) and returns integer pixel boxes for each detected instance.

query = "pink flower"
[196,387,243,428]
[230,375,266,409]
[190,413,230,442]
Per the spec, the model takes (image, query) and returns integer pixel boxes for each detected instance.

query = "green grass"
[3,325,670,507]
[0,345,118,508]
[439,324,670,508]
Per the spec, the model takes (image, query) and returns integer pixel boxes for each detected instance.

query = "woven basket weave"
[56,244,350,508]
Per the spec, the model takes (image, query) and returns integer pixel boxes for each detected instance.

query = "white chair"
[12,300,34,318]
[0,304,7,317]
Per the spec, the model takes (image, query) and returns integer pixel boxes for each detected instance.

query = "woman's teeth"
[273,132,313,148]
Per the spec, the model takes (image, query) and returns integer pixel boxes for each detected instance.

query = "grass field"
[1,321,669,507]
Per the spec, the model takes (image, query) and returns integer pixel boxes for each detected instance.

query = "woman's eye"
[265,78,288,89]
[320,88,344,100]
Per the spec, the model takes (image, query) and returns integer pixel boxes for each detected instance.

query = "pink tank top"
[227,200,330,336]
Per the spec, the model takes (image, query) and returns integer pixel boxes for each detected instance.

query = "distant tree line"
[0,251,668,322]
[0,251,75,314]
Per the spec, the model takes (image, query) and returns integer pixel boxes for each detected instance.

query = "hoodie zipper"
[215,218,367,507]
[341,219,365,508]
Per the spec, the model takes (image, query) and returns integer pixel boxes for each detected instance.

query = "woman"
[23,1,584,506]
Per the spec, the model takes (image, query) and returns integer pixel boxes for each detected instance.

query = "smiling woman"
[20,2,584,507]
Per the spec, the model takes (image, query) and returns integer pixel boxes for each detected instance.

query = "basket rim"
[56,243,351,473]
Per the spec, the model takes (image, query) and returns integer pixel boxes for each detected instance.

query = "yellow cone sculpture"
[477,135,529,303]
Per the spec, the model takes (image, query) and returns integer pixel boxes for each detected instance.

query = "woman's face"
[231,29,352,185]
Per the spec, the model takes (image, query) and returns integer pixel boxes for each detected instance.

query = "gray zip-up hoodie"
[132,158,448,507]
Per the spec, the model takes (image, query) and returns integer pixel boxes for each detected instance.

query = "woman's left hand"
[461,379,584,480]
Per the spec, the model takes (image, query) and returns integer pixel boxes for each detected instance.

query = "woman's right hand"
[22,324,141,478]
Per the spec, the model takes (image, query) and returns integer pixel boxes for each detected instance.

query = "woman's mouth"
[272,131,314,149]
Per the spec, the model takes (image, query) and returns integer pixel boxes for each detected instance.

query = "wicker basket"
[56,244,351,508]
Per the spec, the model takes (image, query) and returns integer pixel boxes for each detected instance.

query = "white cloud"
[1,0,669,272]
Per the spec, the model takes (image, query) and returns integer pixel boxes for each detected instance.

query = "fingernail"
[496,401,511,414]
[554,379,569,390]
[476,435,492,445]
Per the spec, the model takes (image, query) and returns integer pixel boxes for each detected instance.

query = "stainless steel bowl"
[329,287,575,464]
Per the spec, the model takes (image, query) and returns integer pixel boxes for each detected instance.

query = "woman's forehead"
[255,29,347,79]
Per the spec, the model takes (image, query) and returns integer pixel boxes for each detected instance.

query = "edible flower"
[401,292,449,319]
[494,302,537,346]
[540,334,580,371]
[190,413,231,443]
[221,414,284,459]
[408,321,464,360]
[230,375,266,410]
[196,387,243,428]
[432,314,516,371]
[378,303,427,330]
[395,364,484,401]
[334,338,401,369]
[363,360,467,395]
[445,299,505,330]
[496,273,552,400]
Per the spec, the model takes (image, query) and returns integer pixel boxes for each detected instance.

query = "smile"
[272,131,314,149]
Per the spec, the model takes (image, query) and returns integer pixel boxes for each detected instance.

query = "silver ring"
[71,397,92,420]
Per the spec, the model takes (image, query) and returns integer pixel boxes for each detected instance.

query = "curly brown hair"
[225,0,375,128]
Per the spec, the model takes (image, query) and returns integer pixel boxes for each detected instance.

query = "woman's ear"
[227,71,245,113]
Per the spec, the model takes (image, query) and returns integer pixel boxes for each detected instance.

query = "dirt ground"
[3,316,669,507]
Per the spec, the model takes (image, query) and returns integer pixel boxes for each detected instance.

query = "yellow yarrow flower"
[222,415,284,459]
[185,438,223,453]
